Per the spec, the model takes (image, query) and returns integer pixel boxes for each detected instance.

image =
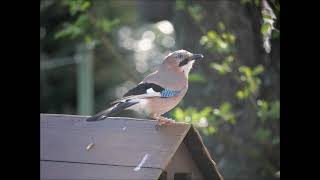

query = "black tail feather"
[86,100,139,122]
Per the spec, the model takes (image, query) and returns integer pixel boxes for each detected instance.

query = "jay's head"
[162,49,204,76]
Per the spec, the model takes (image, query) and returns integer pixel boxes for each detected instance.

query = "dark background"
[40,0,280,179]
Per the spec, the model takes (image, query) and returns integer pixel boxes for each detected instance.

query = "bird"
[86,49,204,126]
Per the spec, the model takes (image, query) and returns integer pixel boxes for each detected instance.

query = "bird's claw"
[154,117,175,130]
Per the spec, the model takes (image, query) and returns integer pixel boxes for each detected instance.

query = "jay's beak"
[191,54,204,60]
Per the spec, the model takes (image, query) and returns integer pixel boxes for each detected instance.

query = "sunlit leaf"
[239,66,252,77]
[189,73,206,83]
[227,34,236,44]
[80,1,90,11]
[261,0,277,53]
[188,5,203,22]
[207,31,218,40]
[253,65,264,75]
[173,107,185,121]
[200,36,208,45]
[200,107,213,117]
[225,55,234,63]
[220,102,231,114]
[207,126,217,134]
[96,18,120,33]
[236,90,246,99]
[218,22,225,31]
[211,63,227,75]
[261,23,272,35]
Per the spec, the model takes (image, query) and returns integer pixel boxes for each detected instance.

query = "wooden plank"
[41,160,162,180]
[165,143,204,180]
[184,126,224,180]
[40,114,190,170]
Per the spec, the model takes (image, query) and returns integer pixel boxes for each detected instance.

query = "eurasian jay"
[86,49,204,126]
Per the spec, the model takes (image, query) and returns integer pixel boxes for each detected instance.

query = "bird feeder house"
[41,114,223,180]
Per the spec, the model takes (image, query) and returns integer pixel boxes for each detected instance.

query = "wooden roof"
[40,114,223,180]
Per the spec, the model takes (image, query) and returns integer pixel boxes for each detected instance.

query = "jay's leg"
[158,116,174,125]
[151,114,174,129]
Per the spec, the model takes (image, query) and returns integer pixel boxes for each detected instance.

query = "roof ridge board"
[40,114,190,125]
[184,125,224,180]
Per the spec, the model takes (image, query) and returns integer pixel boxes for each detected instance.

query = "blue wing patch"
[160,89,181,98]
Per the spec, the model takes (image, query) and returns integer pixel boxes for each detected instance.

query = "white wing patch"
[111,88,161,104]
[146,88,161,96]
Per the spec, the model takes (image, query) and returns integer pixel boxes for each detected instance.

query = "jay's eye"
[176,53,183,59]
[179,58,189,67]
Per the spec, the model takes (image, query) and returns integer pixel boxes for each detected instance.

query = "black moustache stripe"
[179,58,189,67]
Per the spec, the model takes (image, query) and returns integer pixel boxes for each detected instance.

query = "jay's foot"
[153,115,175,130]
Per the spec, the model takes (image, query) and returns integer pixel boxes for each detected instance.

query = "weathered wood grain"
[40,114,190,170]
[41,160,162,180]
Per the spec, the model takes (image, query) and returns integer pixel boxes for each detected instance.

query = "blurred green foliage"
[210,55,234,75]
[173,102,236,135]
[200,30,236,54]
[236,65,264,99]
[63,0,91,15]
[170,1,279,178]
[171,1,279,147]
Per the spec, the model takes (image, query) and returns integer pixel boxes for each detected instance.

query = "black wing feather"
[123,83,165,97]
[86,100,139,122]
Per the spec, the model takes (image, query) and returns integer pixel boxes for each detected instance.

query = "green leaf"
[188,5,203,22]
[262,14,273,20]
[207,126,217,134]
[189,73,206,83]
[254,0,260,6]
[207,31,217,40]
[173,107,185,121]
[63,0,90,16]
[218,22,225,31]
[239,66,252,77]
[227,34,236,44]
[261,23,272,34]
[225,55,234,63]
[270,100,280,120]
[200,36,208,45]
[200,106,212,117]
[253,65,264,75]
[211,63,229,75]
[54,24,83,39]
[216,39,228,49]
[218,102,236,124]
[220,102,231,114]
[80,1,90,11]
[84,35,93,44]
[236,90,246,99]
[96,18,120,33]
